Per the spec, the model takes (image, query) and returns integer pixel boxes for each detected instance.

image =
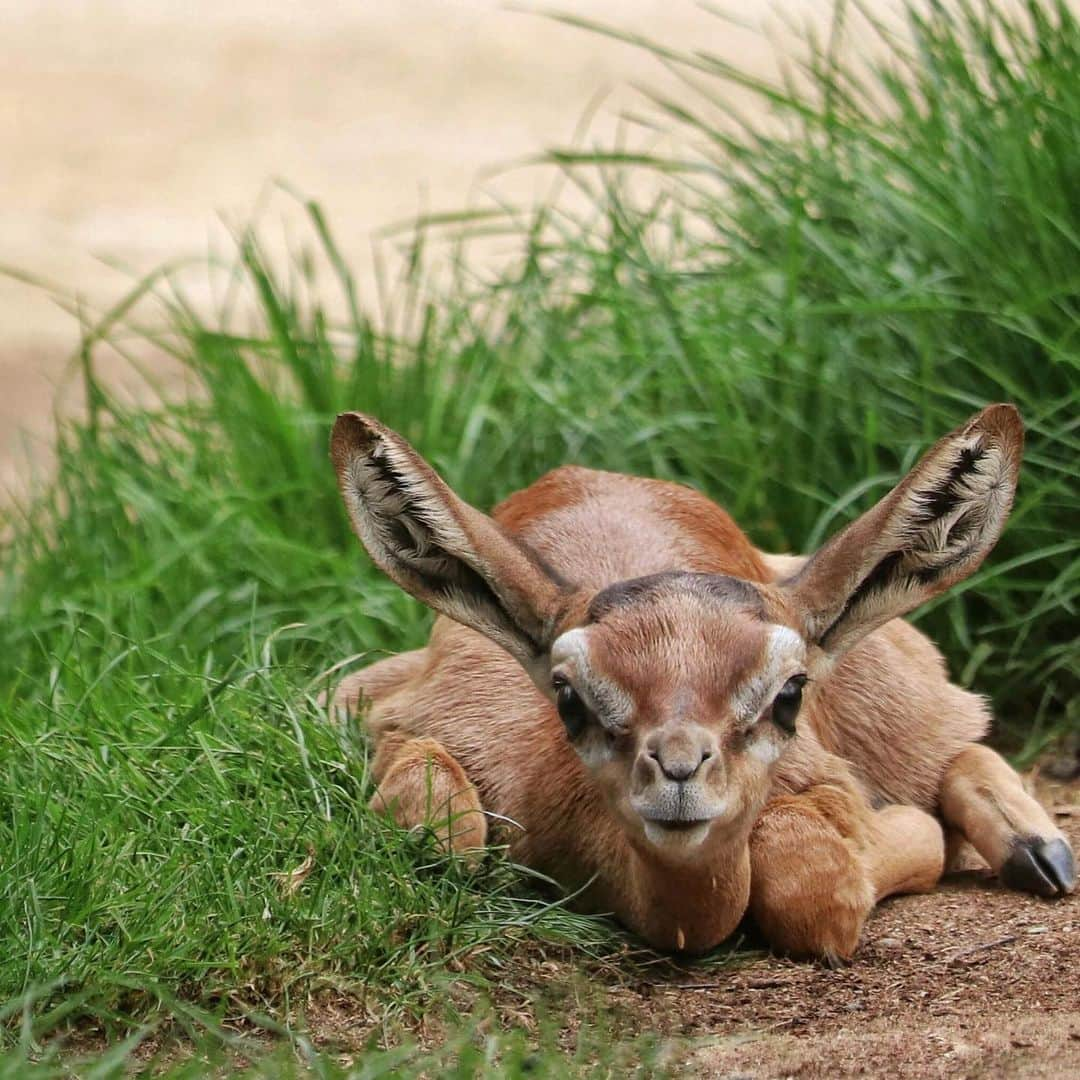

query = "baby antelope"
[328,404,1074,961]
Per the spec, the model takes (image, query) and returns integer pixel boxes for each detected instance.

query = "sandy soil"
[1,0,818,491]
[520,792,1079,1079]
[681,806,1080,1078]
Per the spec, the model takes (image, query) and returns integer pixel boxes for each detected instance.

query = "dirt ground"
[656,780,1080,1079]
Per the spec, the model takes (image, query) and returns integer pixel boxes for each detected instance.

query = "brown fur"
[328,406,1074,958]
[370,733,487,857]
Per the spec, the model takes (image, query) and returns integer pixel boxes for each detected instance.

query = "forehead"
[557,572,803,717]
[587,571,764,620]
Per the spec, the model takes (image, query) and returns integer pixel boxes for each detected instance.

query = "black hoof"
[1000,836,1076,898]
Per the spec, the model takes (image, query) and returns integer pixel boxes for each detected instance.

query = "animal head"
[331,406,1023,859]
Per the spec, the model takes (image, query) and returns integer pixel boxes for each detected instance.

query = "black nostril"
[701,748,713,761]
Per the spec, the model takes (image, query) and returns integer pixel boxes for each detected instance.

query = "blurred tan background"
[1,1,837,488]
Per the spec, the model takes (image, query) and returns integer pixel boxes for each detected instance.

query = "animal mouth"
[633,796,728,848]
[641,814,713,850]
[648,818,710,833]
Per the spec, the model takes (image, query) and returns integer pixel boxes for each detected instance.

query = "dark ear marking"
[913,443,986,523]
[789,405,1023,657]
[818,436,999,646]
[817,551,902,650]
[331,411,568,676]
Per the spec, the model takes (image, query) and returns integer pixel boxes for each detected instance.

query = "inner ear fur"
[784,404,1024,657]
[331,412,568,678]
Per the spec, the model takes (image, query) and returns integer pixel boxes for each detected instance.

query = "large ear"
[782,404,1023,658]
[331,412,568,683]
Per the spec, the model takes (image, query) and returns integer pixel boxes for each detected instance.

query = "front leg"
[370,732,488,857]
[749,784,944,962]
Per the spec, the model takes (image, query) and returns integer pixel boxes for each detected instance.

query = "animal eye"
[554,679,590,740]
[770,675,807,736]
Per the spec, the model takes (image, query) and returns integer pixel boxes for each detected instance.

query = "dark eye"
[554,679,589,740]
[770,675,807,736]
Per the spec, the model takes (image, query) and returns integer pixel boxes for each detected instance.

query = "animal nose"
[647,738,713,783]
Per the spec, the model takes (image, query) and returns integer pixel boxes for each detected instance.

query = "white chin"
[643,819,711,851]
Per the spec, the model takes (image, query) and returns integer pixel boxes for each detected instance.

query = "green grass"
[2,0,1078,1073]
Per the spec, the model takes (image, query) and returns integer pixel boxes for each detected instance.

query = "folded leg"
[370,732,487,857]
[749,783,944,962]
[940,744,1075,897]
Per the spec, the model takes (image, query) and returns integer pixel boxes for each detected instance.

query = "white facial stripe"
[730,625,806,725]
[550,628,634,730]
[550,627,590,672]
[574,726,614,770]
[747,731,785,765]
